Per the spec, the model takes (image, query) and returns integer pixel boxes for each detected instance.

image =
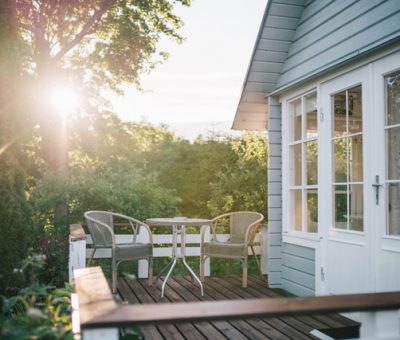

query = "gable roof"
[232,0,305,131]
[233,0,400,131]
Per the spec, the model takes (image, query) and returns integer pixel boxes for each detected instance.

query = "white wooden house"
[233,0,400,298]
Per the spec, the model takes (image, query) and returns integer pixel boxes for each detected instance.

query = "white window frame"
[282,88,320,237]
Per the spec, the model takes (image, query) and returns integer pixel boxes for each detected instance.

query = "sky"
[110,0,267,131]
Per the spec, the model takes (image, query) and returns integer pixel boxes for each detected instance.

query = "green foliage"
[150,137,236,217]
[0,0,35,295]
[16,0,191,92]
[0,254,73,339]
[30,166,180,285]
[208,133,268,217]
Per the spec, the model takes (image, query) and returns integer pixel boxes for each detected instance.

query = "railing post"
[260,224,268,275]
[69,224,87,282]
[359,310,400,340]
[204,227,210,276]
[138,226,149,278]
[82,328,119,340]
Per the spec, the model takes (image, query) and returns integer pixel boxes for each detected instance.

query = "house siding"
[267,96,283,288]
[282,243,315,296]
[276,0,400,90]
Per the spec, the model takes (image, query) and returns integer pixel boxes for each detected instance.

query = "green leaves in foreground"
[0,254,73,339]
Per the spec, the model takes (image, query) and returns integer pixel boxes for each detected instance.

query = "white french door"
[371,52,400,293]
[320,51,400,295]
[320,66,373,295]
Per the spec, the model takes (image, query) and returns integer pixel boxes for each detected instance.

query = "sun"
[47,85,80,118]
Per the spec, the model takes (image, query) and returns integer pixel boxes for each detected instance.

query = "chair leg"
[87,247,97,266]
[112,258,117,294]
[148,257,153,287]
[242,257,248,288]
[250,245,263,279]
[200,255,205,282]
[228,259,233,275]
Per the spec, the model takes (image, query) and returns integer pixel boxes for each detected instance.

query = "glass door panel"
[332,85,364,232]
[385,70,400,236]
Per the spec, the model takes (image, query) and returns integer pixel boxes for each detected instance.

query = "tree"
[12,0,190,225]
[208,133,268,217]
[14,0,190,169]
[0,0,33,294]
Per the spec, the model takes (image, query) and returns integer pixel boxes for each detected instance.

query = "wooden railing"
[68,223,267,281]
[72,266,400,340]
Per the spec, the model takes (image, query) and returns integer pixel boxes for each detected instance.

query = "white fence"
[69,226,267,282]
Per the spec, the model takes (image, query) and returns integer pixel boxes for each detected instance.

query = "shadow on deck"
[117,275,359,340]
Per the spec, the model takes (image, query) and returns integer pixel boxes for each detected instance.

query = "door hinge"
[320,109,324,122]
[320,267,325,281]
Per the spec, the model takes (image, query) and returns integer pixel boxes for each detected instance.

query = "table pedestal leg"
[181,226,204,296]
[161,258,177,298]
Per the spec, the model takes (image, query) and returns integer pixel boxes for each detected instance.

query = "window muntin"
[332,85,363,232]
[289,91,318,233]
[385,70,400,236]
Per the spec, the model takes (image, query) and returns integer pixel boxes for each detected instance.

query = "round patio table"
[146,217,212,298]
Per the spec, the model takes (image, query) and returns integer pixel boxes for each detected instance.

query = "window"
[385,70,400,236]
[332,85,363,231]
[289,91,318,233]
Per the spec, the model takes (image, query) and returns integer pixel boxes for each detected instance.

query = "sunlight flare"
[47,86,80,117]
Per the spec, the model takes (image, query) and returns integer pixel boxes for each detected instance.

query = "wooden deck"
[117,275,359,339]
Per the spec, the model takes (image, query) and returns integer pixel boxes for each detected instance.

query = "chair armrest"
[137,223,153,244]
[109,212,153,244]
[200,224,215,244]
[244,221,263,246]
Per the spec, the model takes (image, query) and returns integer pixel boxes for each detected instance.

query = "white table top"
[146,217,212,226]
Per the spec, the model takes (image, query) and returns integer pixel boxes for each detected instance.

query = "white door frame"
[371,52,400,293]
[320,65,373,295]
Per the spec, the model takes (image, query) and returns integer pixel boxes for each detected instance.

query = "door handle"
[372,175,382,205]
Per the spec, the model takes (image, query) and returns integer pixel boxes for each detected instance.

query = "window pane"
[307,190,318,233]
[387,126,400,180]
[290,99,302,141]
[305,92,318,138]
[334,185,347,229]
[386,71,400,126]
[348,85,362,134]
[306,140,318,185]
[333,91,347,137]
[349,135,363,182]
[349,184,363,231]
[334,138,347,182]
[291,144,302,185]
[292,190,302,231]
[388,183,400,236]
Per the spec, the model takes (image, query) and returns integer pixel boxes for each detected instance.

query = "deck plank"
[227,275,330,332]
[206,276,316,340]
[179,276,287,340]
[127,277,204,340]
[243,275,358,329]
[168,277,250,340]
[116,275,359,340]
[138,277,218,340]
[120,278,185,340]
[117,278,163,340]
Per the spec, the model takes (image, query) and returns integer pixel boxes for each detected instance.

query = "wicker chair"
[84,211,153,293]
[200,211,264,287]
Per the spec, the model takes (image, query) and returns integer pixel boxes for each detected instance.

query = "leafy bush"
[0,254,72,339]
[208,133,268,217]
[30,166,180,285]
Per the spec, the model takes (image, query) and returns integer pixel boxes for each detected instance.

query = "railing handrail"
[74,266,400,331]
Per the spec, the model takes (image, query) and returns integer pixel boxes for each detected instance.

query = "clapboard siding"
[267,96,283,288]
[282,243,315,296]
[277,0,400,89]
[233,0,305,130]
